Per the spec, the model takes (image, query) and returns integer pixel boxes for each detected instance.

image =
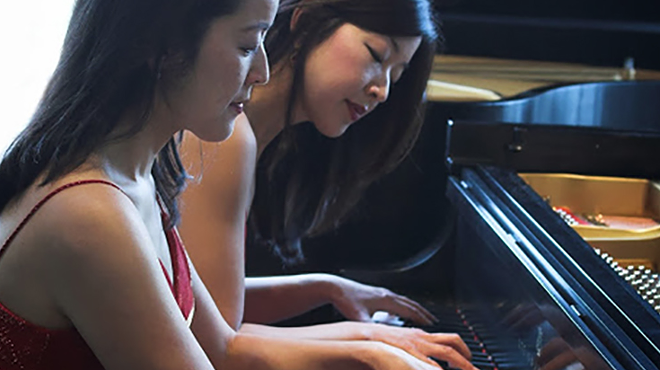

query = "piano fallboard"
[445,166,660,370]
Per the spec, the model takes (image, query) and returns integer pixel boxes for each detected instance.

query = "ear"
[290,6,304,32]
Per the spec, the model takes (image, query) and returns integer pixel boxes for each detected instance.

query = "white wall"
[0,0,74,154]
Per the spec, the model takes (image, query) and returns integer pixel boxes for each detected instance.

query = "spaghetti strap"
[0,179,124,261]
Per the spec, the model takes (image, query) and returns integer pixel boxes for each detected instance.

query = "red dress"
[0,180,194,369]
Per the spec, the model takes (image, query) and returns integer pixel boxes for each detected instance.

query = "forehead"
[224,0,278,25]
[339,23,422,61]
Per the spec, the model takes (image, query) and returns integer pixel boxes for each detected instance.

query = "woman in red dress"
[0,0,470,369]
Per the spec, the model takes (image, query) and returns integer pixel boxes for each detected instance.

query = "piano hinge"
[507,126,526,153]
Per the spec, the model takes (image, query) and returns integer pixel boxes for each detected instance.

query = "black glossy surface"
[438,81,660,132]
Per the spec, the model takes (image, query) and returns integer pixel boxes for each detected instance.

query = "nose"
[246,43,270,86]
[367,71,391,103]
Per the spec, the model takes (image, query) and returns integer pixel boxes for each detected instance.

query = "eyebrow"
[242,21,271,32]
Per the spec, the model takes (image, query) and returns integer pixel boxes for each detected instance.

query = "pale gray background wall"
[0,0,74,154]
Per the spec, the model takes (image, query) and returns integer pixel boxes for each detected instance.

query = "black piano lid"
[443,80,660,179]
[440,80,660,131]
[441,80,660,368]
[444,80,660,131]
[447,167,660,370]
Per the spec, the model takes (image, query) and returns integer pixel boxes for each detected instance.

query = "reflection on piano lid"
[438,79,660,133]
[444,166,660,370]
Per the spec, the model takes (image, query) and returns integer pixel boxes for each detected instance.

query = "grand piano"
[245,1,660,369]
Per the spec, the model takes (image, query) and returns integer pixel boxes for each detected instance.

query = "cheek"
[222,57,246,87]
[213,58,249,101]
[304,63,365,105]
[306,44,369,88]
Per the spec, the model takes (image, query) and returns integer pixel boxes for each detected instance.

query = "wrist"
[305,273,342,305]
[316,273,348,304]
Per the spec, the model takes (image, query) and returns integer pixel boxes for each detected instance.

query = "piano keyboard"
[411,304,530,370]
[595,249,660,314]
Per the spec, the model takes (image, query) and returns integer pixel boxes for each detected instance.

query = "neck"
[245,63,303,159]
[95,99,180,184]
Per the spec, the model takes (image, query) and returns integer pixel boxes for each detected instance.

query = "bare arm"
[179,114,257,329]
[190,263,448,370]
[243,274,334,323]
[239,321,474,370]
[244,273,436,325]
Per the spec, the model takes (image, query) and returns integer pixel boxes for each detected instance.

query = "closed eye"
[241,45,259,56]
[365,44,383,64]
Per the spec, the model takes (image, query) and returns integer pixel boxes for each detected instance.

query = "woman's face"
[298,23,422,138]
[167,0,278,142]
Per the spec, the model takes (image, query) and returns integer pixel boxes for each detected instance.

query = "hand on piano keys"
[343,319,477,370]
[328,275,438,325]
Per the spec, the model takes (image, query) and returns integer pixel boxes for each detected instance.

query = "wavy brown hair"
[0,0,242,227]
[249,0,441,263]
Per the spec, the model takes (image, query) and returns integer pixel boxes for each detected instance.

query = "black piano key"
[471,360,497,368]
[410,304,532,370]
[470,355,493,363]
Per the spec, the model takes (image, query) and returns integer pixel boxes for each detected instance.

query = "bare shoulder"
[0,178,155,327]
[15,180,215,369]
[30,180,149,265]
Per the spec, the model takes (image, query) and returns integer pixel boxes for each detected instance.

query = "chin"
[314,120,350,138]
[192,120,235,143]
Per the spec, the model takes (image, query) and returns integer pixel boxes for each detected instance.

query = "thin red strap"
[0,179,123,261]
[159,259,175,293]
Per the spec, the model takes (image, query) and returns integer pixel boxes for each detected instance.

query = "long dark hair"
[0,0,240,227]
[249,0,441,263]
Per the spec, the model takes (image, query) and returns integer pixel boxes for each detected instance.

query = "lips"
[345,100,367,122]
[229,102,244,115]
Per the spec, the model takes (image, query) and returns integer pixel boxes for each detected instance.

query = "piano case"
[440,119,660,370]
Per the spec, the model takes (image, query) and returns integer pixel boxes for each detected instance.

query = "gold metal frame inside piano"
[520,173,660,271]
